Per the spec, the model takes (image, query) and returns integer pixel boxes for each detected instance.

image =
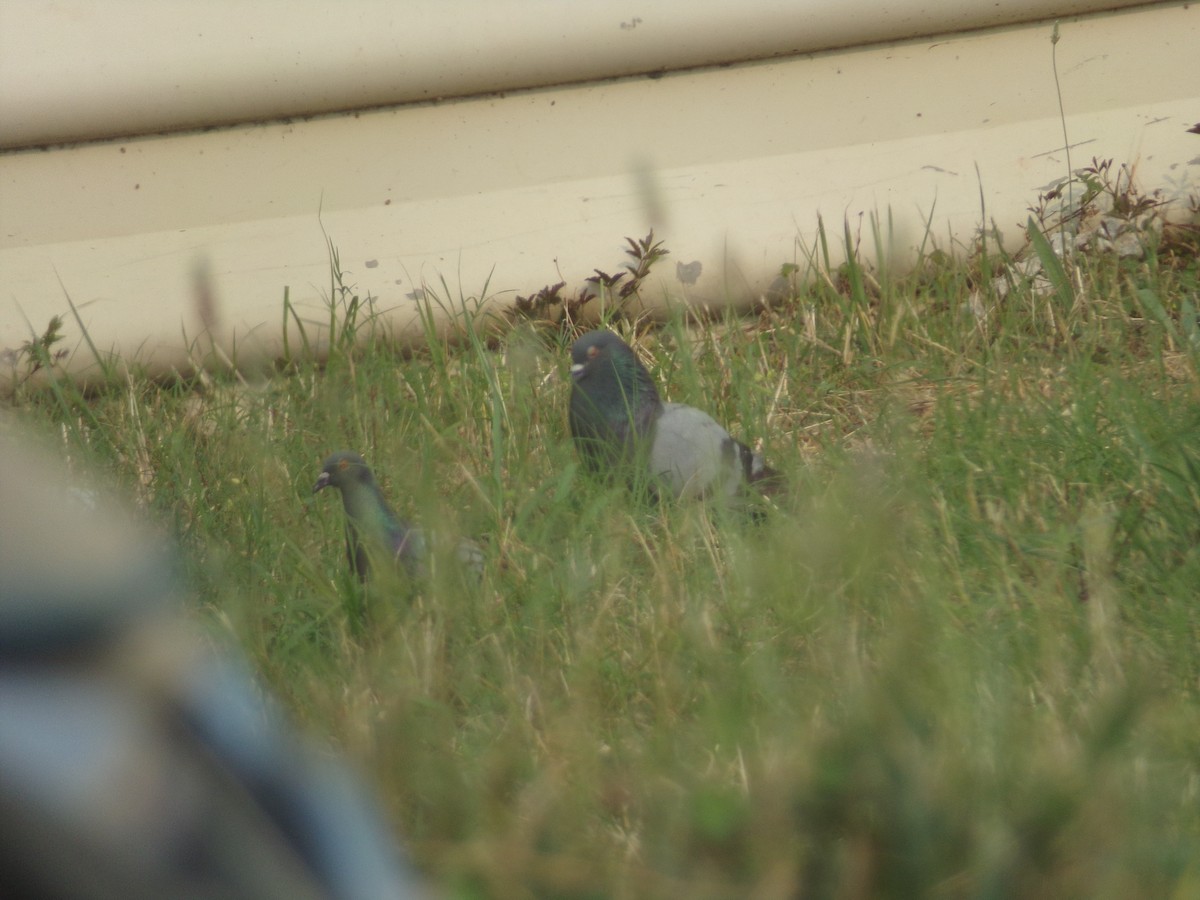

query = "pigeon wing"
[648,403,749,501]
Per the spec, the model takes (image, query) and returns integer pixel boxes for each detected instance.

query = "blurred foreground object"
[0,430,424,899]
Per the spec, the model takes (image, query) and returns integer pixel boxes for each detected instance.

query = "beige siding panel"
[0,0,1154,147]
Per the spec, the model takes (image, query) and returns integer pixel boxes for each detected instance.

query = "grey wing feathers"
[649,403,750,501]
[455,537,486,575]
[393,528,484,580]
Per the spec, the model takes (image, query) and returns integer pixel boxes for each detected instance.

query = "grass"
[6,183,1200,898]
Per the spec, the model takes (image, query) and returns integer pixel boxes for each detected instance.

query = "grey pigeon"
[314,450,484,581]
[568,329,781,504]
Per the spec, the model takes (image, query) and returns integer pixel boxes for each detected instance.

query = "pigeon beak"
[569,362,585,380]
[313,471,331,494]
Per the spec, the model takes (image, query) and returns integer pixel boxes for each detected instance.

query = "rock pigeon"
[313,450,484,581]
[568,329,781,504]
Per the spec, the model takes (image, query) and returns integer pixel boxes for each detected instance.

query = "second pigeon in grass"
[314,450,484,581]
[567,329,781,504]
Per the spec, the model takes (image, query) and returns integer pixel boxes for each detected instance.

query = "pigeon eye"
[338,460,349,471]
[587,346,599,359]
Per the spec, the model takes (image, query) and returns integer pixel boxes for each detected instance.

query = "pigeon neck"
[342,480,399,537]
[609,351,659,411]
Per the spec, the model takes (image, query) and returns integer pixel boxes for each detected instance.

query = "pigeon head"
[568,330,614,379]
[568,330,660,402]
[313,451,373,494]
[571,330,637,382]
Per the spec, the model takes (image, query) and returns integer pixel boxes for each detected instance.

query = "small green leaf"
[1027,216,1075,306]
